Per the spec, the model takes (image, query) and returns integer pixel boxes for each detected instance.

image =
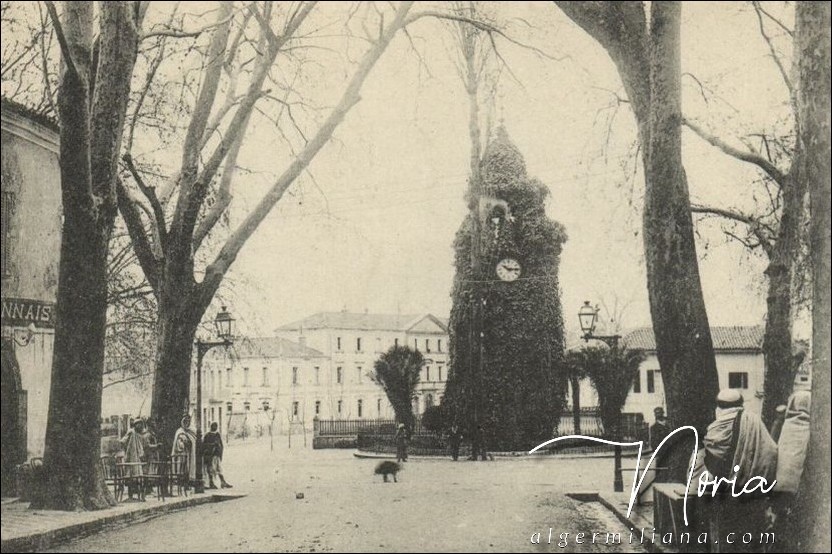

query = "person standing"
[120,419,145,500]
[203,422,232,489]
[448,423,462,462]
[395,423,409,463]
[771,391,811,550]
[702,389,777,553]
[172,415,198,483]
[649,407,671,482]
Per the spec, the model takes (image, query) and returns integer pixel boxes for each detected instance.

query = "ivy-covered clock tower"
[444,125,568,452]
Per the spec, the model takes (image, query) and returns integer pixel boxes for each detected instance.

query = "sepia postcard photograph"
[1,1,830,552]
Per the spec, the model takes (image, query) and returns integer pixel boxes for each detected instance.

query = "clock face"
[496,258,521,282]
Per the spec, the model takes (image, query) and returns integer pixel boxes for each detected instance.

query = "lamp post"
[194,306,235,493]
[577,300,624,492]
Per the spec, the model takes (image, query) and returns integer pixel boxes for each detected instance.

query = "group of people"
[119,415,231,493]
[649,388,811,552]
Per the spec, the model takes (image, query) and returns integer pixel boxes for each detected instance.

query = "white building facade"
[1,100,62,482]
[568,326,768,425]
[194,311,450,435]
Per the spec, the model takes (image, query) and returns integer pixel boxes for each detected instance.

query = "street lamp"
[577,300,624,492]
[578,301,620,348]
[194,306,236,493]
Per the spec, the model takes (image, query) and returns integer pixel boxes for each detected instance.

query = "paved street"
[44,441,644,553]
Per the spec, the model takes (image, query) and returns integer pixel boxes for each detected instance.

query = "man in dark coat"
[203,422,232,489]
[650,407,671,482]
[448,423,462,461]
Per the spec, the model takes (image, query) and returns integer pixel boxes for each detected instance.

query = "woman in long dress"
[120,419,146,499]
[171,415,198,482]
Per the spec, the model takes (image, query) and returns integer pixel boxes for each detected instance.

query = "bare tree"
[683,2,809,425]
[115,2,429,446]
[32,1,143,511]
[554,2,720,469]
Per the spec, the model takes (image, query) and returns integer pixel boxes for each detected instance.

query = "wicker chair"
[99,456,123,502]
[116,461,145,501]
[168,454,190,497]
[143,460,168,501]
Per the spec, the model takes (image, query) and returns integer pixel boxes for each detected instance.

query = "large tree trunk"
[795,2,831,551]
[760,252,797,425]
[554,2,719,456]
[33,2,139,510]
[150,281,202,451]
[36,201,115,510]
[643,3,719,441]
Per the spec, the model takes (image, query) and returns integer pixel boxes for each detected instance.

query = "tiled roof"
[276,311,448,332]
[229,336,325,359]
[623,325,764,352]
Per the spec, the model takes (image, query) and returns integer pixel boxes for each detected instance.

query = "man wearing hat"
[649,407,671,482]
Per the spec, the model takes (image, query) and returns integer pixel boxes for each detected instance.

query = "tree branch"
[691,203,774,254]
[198,1,415,310]
[116,179,161,292]
[683,118,788,186]
[751,1,795,106]
[43,0,78,80]
[122,153,168,249]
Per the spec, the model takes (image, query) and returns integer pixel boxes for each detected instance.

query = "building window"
[292,367,299,385]
[357,366,363,383]
[414,338,419,350]
[314,366,320,385]
[426,394,434,409]
[377,398,382,416]
[226,402,232,413]
[314,400,321,416]
[292,401,299,418]
[425,339,431,353]
[632,370,641,393]
[394,338,399,348]
[262,367,269,387]
[226,367,232,387]
[337,400,343,415]
[728,372,749,389]
[337,337,342,351]
[438,339,442,352]
[244,401,251,412]
[357,399,363,418]
[425,366,430,382]
[356,337,362,352]
[243,367,250,387]
[336,367,343,384]
[647,370,656,394]
[438,365,443,382]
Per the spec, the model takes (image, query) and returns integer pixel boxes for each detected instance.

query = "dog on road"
[374,461,402,483]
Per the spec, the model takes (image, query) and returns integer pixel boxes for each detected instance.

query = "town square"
[1,1,829,553]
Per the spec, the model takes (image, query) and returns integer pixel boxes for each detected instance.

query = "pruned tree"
[554,3,720,471]
[565,346,644,439]
[372,345,423,432]
[683,1,811,426]
[32,1,143,511]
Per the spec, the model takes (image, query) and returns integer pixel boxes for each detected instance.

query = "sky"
[204,1,793,340]
[1,1,792,342]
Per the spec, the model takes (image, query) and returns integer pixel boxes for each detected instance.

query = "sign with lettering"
[1,298,55,328]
